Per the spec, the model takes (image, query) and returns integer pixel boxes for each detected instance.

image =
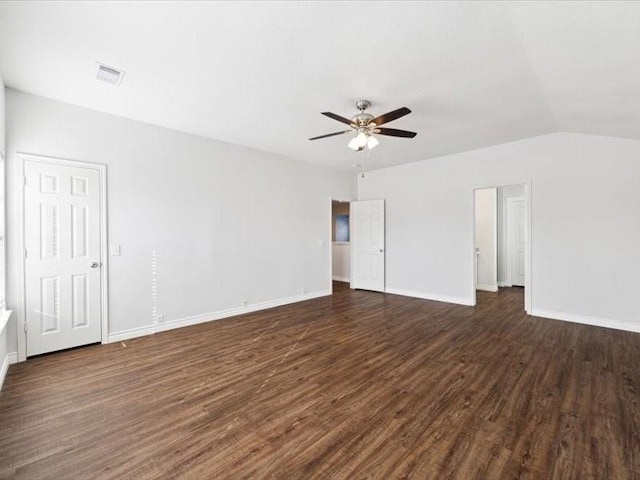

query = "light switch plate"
[110,245,121,256]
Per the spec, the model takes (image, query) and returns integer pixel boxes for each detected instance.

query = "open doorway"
[473,182,530,312]
[331,200,350,285]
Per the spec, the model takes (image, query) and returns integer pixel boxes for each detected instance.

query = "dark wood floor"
[1,283,639,479]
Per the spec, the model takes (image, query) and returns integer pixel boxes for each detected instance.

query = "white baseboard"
[107,289,332,343]
[385,287,474,306]
[108,324,156,343]
[476,284,498,292]
[8,352,17,364]
[497,281,511,288]
[531,308,640,334]
[332,276,350,282]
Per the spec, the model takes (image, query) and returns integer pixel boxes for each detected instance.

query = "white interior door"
[24,160,103,356]
[507,197,526,287]
[350,200,385,292]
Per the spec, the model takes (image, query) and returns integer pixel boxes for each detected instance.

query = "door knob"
[90,261,100,269]
[379,248,384,253]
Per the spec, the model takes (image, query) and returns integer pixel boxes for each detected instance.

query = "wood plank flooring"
[1,282,639,479]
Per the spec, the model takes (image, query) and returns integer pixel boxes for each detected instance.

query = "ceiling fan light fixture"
[356,131,368,147]
[348,136,361,151]
[367,135,379,150]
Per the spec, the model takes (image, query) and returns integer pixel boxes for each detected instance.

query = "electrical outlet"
[156,314,165,324]
[242,300,248,307]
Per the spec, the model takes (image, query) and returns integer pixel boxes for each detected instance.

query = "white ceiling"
[0,1,638,170]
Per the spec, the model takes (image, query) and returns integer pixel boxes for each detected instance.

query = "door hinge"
[23,176,27,186]
[24,321,28,333]
[24,249,28,259]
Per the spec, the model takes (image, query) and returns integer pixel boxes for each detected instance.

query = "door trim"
[471,180,531,314]
[17,152,109,361]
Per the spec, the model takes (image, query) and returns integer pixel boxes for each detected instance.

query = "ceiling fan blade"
[309,130,351,141]
[322,112,355,126]
[370,107,411,126]
[374,127,417,138]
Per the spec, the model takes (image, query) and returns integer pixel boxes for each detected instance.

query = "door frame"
[17,152,109,361]
[471,180,531,313]
[328,196,352,294]
[505,196,526,287]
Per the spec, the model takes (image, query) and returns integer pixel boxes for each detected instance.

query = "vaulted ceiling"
[1,1,639,170]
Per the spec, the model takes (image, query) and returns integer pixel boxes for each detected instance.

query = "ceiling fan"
[309,100,417,151]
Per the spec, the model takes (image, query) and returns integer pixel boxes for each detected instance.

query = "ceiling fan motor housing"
[352,113,375,127]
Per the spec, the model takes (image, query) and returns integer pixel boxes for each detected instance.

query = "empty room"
[0,1,639,479]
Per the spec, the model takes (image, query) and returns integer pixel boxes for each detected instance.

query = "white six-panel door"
[350,200,385,292]
[507,197,526,287]
[24,160,102,356]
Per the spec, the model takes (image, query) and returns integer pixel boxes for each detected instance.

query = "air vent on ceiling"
[95,63,124,85]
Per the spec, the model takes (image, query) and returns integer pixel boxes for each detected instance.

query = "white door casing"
[350,200,385,292]
[24,159,103,356]
[507,197,526,287]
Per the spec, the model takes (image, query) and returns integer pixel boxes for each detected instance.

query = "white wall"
[0,77,10,388]
[497,184,525,285]
[474,188,497,291]
[5,89,354,355]
[331,243,350,282]
[0,77,4,156]
[358,132,640,332]
[0,79,6,311]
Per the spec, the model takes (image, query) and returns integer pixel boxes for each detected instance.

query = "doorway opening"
[473,182,530,312]
[331,200,351,287]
